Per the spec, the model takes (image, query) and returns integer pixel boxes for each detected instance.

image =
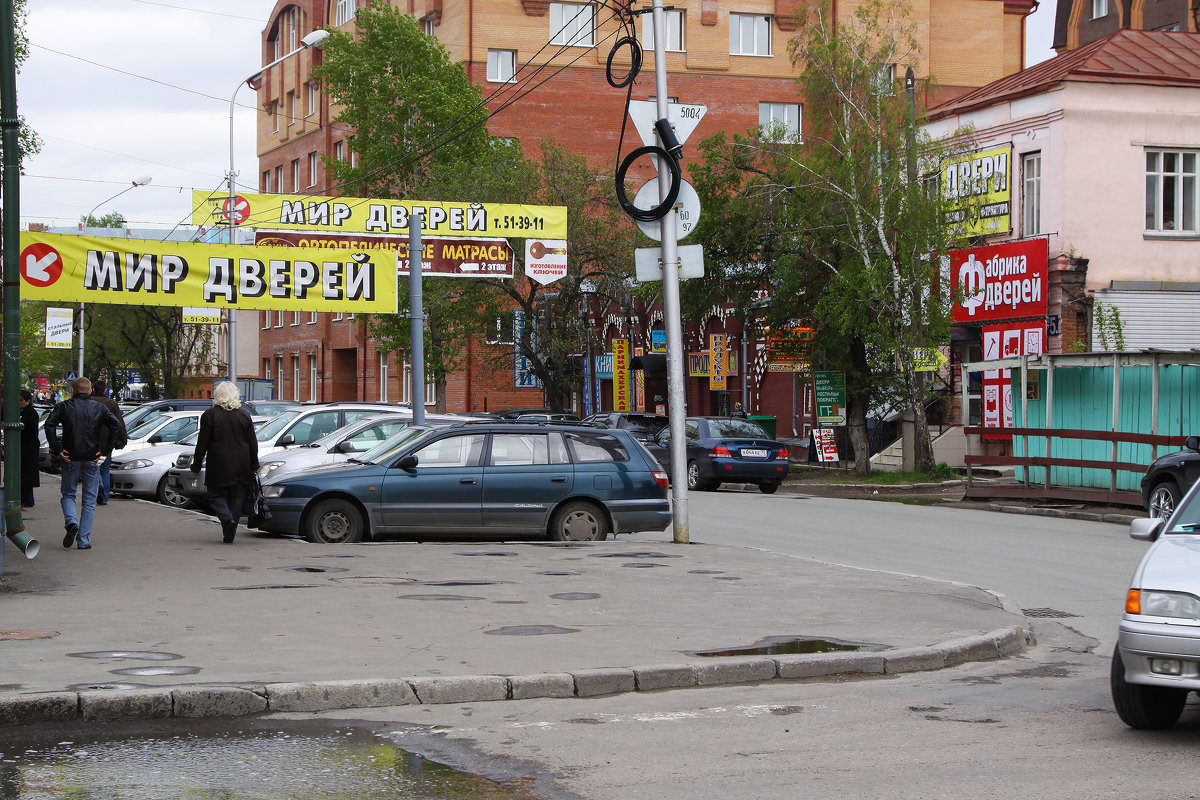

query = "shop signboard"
[943,144,1011,237]
[950,238,1048,324]
[813,428,840,463]
[709,334,728,391]
[814,371,847,427]
[612,339,631,412]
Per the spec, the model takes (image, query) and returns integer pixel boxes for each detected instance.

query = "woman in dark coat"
[19,389,40,507]
[191,381,258,543]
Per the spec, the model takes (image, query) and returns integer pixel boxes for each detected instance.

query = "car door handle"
[460,478,477,484]
[551,476,567,483]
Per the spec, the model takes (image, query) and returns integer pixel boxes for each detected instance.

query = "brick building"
[251,0,1033,433]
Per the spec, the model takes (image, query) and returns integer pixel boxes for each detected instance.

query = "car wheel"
[550,500,609,542]
[1110,645,1187,729]
[156,475,194,509]
[759,481,780,494]
[304,498,365,544]
[686,460,716,491]
[1147,480,1181,519]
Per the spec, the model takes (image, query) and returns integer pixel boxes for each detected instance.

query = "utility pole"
[408,213,425,425]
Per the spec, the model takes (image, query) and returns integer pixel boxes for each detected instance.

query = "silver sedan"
[110,432,200,508]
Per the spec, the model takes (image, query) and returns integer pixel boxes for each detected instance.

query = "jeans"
[60,459,101,547]
[98,454,112,503]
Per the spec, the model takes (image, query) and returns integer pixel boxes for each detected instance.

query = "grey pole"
[408,212,426,425]
[651,0,689,543]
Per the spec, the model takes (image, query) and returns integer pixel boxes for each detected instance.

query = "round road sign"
[222,195,251,225]
[633,178,701,242]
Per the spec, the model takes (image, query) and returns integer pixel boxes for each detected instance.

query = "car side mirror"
[335,441,354,453]
[1130,517,1165,542]
[1188,435,1200,451]
[396,454,418,470]
[148,434,163,444]
[278,433,295,446]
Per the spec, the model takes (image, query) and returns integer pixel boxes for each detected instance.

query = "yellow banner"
[18,232,397,314]
[193,191,568,239]
[612,339,630,412]
[942,144,1012,237]
[687,350,738,377]
[709,333,728,391]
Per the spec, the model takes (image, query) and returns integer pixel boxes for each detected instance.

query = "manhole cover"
[1021,608,1079,618]
[111,666,201,677]
[0,629,58,641]
[69,651,182,661]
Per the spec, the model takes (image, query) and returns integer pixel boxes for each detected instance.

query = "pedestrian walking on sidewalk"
[18,389,41,507]
[90,380,126,505]
[45,377,126,550]
[191,381,258,544]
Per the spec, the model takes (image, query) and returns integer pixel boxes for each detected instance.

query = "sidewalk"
[1,482,1031,726]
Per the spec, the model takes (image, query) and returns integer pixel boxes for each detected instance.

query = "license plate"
[740,448,769,458]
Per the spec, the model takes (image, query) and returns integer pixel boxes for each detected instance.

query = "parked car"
[584,411,669,443]
[1141,435,1200,518]
[111,410,204,459]
[647,416,790,493]
[258,420,671,544]
[168,403,399,503]
[255,412,459,483]
[110,431,201,508]
[1111,481,1200,729]
[121,398,284,431]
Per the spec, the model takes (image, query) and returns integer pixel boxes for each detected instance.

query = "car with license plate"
[258,420,671,543]
[584,411,669,444]
[1111,480,1200,729]
[1141,435,1200,518]
[647,416,789,493]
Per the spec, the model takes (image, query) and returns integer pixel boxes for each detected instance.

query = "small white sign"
[183,306,222,325]
[524,239,568,285]
[635,245,705,282]
[634,179,701,242]
[45,307,74,349]
[627,100,708,149]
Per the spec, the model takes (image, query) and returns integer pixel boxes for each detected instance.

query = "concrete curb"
[987,503,1139,526]
[0,625,1035,727]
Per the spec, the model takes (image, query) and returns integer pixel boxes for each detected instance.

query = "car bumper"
[256,496,308,536]
[702,457,789,485]
[607,499,672,534]
[1117,617,1200,690]
[110,468,165,496]
[167,468,208,499]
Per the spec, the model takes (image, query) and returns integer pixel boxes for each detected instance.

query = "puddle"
[212,584,323,590]
[397,595,485,602]
[0,719,556,799]
[68,651,183,661]
[688,636,887,657]
[484,625,580,636]
[549,593,600,600]
[622,563,668,568]
[111,666,201,677]
[456,552,519,557]
[537,571,581,576]
[589,552,681,559]
[332,576,417,585]
[67,682,150,691]
[411,580,513,587]
[492,601,527,605]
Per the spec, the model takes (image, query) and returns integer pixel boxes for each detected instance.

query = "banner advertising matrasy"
[19,232,397,314]
[950,238,1048,324]
[943,144,1011,237]
[255,231,514,278]
[193,191,568,239]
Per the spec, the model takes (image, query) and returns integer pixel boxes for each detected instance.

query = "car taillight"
[711,445,732,457]
[652,470,668,489]
[778,446,789,459]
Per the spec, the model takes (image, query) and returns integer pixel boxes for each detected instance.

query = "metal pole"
[408,212,426,425]
[651,0,688,543]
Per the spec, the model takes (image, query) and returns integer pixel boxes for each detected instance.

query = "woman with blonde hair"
[191,381,258,543]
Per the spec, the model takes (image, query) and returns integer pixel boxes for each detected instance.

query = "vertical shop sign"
[612,339,631,412]
[709,334,727,391]
[513,310,542,390]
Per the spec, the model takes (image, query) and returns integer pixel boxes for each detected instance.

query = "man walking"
[90,379,126,505]
[45,377,126,550]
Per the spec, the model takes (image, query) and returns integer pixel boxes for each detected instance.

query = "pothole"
[538,570,582,576]
[589,552,681,559]
[687,636,887,657]
[331,576,416,585]
[275,565,351,574]
[456,552,519,557]
[622,562,668,568]
[410,580,514,586]
[688,569,725,575]
[67,682,149,691]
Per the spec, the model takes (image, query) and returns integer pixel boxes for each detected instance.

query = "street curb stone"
[0,625,1034,726]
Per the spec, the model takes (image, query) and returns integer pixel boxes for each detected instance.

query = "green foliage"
[0,0,43,170]
[81,210,126,228]
[84,305,219,398]
[1093,301,1126,351]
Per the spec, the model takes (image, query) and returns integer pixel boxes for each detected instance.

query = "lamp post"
[79,175,153,379]
[225,28,331,385]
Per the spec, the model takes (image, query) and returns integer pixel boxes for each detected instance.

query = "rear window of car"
[565,431,630,463]
[707,419,770,438]
[488,432,570,466]
[619,416,667,435]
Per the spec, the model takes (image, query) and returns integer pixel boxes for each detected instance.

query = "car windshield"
[357,425,445,465]
[1166,490,1200,533]
[706,419,770,439]
[622,416,668,435]
[180,430,200,446]
[255,409,302,442]
[127,417,166,439]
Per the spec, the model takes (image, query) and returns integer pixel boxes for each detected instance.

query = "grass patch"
[791,462,959,485]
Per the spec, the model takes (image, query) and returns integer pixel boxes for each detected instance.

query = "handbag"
[244,474,273,528]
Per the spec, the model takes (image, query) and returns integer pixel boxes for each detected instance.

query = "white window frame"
[730,13,771,57]
[334,140,344,162]
[309,355,318,402]
[642,8,684,52]
[287,90,296,126]
[291,158,300,193]
[1145,148,1198,234]
[379,352,389,402]
[262,311,271,330]
[292,356,300,403]
[274,310,284,328]
[402,364,438,406]
[274,166,283,194]
[336,0,356,26]
[487,49,517,83]
[424,16,435,37]
[272,102,280,133]
[263,358,271,381]
[1022,151,1042,236]
[1092,0,1107,19]
[308,152,318,187]
[262,170,271,193]
[305,82,316,117]
[308,311,318,324]
[758,102,801,143]
[291,311,300,327]
[550,2,595,47]
[334,311,344,321]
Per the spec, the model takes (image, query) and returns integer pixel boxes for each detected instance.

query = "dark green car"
[259,421,671,543]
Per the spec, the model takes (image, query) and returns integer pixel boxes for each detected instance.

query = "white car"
[112,410,204,458]
[1111,481,1200,729]
[110,431,200,508]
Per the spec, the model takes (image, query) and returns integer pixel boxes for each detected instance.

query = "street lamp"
[224,28,331,385]
[79,175,153,378]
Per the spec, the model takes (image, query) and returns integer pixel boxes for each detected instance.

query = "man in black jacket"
[45,377,126,550]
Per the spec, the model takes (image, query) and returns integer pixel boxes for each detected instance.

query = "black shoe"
[77,544,92,550]
[97,500,108,506]
[63,523,78,549]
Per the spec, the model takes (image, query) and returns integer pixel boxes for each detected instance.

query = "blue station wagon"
[259,421,672,543]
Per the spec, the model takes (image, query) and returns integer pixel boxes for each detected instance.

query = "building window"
[287,90,296,125]
[1092,0,1107,19]
[272,102,280,132]
[274,310,284,328]
[274,166,283,194]
[305,82,316,117]
[276,357,284,393]
[285,8,297,51]
[403,364,438,406]
[334,311,344,321]
[1145,149,1198,233]
[424,16,435,37]
[643,8,684,51]
[262,311,270,330]
[309,355,318,403]
[488,49,517,83]
[291,158,300,192]
[759,102,801,142]
[292,356,300,403]
[334,140,344,162]
[336,0,356,26]
[550,2,595,47]
[1022,151,1042,236]
[308,311,318,324]
[379,352,389,402]
[263,358,271,380]
[262,170,271,193]
[308,152,319,187]
[730,13,771,56]
[486,314,515,345]
[291,311,300,326]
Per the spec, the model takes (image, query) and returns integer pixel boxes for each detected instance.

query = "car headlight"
[1128,589,1200,620]
[113,459,154,470]
[258,461,285,478]
[261,485,286,499]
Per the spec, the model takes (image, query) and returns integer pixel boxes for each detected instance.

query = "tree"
[691,0,968,472]
[315,7,638,411]
[0,0,42,171]
[81,210,126,228]
[85,305,220,398]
